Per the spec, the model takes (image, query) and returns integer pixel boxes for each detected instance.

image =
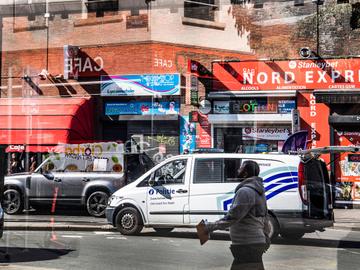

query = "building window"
[351,3,360,30]
[184,0,218,22]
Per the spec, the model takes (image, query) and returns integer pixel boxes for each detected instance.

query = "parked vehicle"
[0,203,3,239]
[3,142,126,217]
[106,147,357,239]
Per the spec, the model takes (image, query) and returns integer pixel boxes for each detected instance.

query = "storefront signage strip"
[213,59,360,91]
[105,101,179,116]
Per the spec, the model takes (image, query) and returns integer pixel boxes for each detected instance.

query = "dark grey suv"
[4,155,126,217]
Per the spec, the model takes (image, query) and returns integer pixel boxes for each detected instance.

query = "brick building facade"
[1,0,360,202]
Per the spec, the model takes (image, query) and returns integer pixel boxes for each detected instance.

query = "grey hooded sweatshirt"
[207,176,268,245]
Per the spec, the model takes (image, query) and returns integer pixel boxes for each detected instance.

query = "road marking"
[151,239,159,241]
[106,236,127,240]
[94,232,117,235]
[61,235,83,239]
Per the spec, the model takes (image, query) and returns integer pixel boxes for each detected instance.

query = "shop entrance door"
[224,134,243,153]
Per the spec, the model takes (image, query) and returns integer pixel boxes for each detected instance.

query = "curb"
[4,224,117,232]
[332,225,360,232]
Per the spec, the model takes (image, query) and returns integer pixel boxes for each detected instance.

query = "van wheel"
[86,191,109,217]
[280,232,305,240]
[268,215,280,240]
[3,189,23,215]
[153,228,174,234]
[115,207,143,235]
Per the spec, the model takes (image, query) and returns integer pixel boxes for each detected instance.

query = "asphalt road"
[0,228,359,270]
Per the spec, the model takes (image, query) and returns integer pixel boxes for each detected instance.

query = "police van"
[105,147,357,240]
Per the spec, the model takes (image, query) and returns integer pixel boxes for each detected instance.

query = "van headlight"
[108,195,123,206]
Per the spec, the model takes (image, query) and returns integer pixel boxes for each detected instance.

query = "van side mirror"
[43,171,54,180]
[148,178,155,187]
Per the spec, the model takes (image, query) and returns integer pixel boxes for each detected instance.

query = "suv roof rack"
[192,148,224,154]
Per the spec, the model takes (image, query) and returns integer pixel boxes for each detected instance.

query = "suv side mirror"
[43,171,54,180]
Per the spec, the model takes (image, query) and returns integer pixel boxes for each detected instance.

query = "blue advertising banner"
[180,116,196,154]
[105,101,180,115]
[101,74,180,96]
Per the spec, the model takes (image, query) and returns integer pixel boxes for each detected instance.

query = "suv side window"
[153,159,187,185]
[194,159,222,183]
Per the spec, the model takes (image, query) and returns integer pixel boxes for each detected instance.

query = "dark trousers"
[230,244,266,270]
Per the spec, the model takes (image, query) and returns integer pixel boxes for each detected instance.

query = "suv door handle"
[54,178,62,182]
[82,178,90,182]
[176,189,188,194]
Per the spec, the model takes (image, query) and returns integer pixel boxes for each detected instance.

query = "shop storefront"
[314,90,360,206]
[101,73,181,164]
[212,58,360,206]
[207,91,297,153]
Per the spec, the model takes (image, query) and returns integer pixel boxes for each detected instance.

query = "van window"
[224,158,242,183]
[153,159,187,185]
[194,159,222,183]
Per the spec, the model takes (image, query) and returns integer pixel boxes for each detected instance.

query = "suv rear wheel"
[115,207,143,235]
[86,191,109,217]
[3,189,23,215]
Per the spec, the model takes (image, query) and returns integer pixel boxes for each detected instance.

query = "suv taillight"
[298,162,308,205]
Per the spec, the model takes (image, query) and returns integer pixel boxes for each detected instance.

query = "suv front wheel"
[86,191,109,217]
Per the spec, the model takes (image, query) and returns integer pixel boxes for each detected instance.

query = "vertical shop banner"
[180,116,196,154]
[334,131,360,202]
[101,74,180,96]
[297,92,330,162]
[196,114,212,148]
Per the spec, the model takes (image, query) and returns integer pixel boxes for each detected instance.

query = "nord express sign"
[213,58,360,91]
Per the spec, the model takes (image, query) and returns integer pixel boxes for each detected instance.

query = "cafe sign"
[213,58,360,91]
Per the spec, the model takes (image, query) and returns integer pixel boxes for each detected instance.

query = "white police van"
[105,147,357,240]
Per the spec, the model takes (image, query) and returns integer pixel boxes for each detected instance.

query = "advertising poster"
[105,101,179,115]
[101,74,180,96]
[46,142,124,173]
[180,116,196,154]
[334,131,360,202]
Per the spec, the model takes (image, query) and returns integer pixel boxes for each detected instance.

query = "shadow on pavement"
[0,246,75,263]
[272,237,360,249]
[139,231,230,241]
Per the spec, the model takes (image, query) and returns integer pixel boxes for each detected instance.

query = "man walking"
[203,160,270,270]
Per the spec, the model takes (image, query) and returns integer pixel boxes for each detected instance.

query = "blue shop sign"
[105,101,180,115]
[278,100,296,114]
[101,74,180,96]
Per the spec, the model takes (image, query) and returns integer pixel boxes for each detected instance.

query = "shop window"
[194,159,222,183]
[184,0,218,22]
[86,0,119,17]
[351,3,360,30]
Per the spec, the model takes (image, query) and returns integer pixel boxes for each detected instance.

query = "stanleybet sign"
[213,58,360,91]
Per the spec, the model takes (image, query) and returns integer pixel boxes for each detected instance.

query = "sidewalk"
[333,209,360,231]
[3,209,360,232]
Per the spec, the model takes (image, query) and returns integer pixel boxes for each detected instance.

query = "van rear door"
[299,146,360,221]
[301,158,333,220]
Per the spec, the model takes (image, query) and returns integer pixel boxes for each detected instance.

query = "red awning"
[0,97,94,147]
